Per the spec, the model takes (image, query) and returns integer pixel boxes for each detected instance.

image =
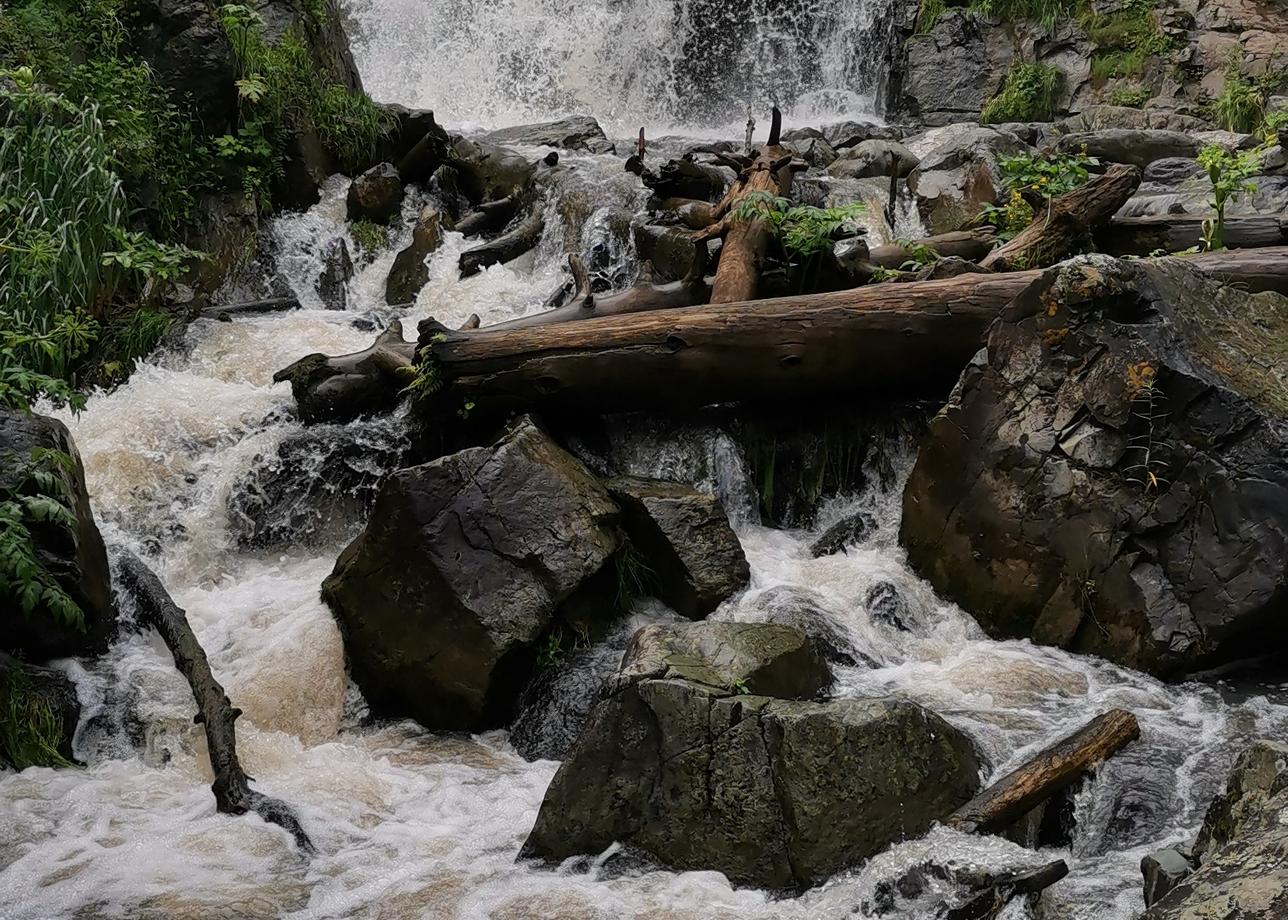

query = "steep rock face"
[522,672,981,889]
[322,418,624,730]
[0,411,114,661]
[901,257,1288,677]
[605,477,749,618]
[1145,740,1288,917]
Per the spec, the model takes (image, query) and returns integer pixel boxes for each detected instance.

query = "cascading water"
[3,4,1288,919]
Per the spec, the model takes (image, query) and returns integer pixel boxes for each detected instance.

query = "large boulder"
[522,670,980,888]
[1053,130,1201,169]
[480,116,615,154]
[901,256,1288,677]
[605,476,749,618]
[346,162,404,224]
[826,139,920,180]
[322,418,624,730]
[384,206,443,305]
[906,126,1027,234]
[0,410,114,661]
[1144,740,1288,917]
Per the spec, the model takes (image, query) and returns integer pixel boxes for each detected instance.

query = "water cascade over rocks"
[3,0,1288,918]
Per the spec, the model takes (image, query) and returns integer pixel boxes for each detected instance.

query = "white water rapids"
[3,5,1288,918]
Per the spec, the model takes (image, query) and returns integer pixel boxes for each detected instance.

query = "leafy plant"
[350,219,390,254]
[981,62,1064,123]
[732,192,866,292]
[535,630,564,670]
[1212,63,1265,133]
[102,230,204,282]
[1197,144,1260,251]
[0,446,84,631]
[978,148,1093,238]
[0,665,73,769]
[614,543,655,611]
[1109,85,1151,108]
[1263,107,1288,145]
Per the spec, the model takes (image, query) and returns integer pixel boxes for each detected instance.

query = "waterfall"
[344,0,900,133]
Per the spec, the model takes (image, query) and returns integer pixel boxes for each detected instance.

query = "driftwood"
[945,861,1070,920]
[946,709,1140,836]
[273,320,414,423]
[201,297,300,320]
[117,551,313,853]
[653,197,718,229]
[1099,214,1288,257]
[867,229,999,269]
[628,155,730,202]
[459,205,546,277]
[981,164,1142,271]
[454,196,520,238]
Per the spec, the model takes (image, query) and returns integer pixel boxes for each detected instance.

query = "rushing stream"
[3,2,1288,918]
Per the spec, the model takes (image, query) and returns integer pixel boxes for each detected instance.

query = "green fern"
[0,665,73,769]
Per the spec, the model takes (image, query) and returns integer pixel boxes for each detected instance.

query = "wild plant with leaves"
[978,148,1094,239]
[732,191,867,291]
[1197,144,1261,251]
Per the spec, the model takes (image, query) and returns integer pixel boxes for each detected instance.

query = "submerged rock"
[346,162,404,224]
[316,237,353,310]
[1142,846,1195,908]
[605,476,749,618]
[902,257,1288,677]
[809,511,877,557]
[322,418,624,730]
[0,410,114,661]
[385,206,443,305]
[522,675,980,888]
[481,115,615,154]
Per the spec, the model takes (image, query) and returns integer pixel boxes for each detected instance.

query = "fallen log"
[454,196,521,238]
[419,247,1288,415]
[459,205,546,277]
[652,197,718,229]
[946,709,1140,836]
[866,229,999,270]
[273,320,414,423]
[981,164,1142,271]
[945,861,1070,920]
[201,297,300,320]
[117,551,313,854]
[1099,214,1288,257]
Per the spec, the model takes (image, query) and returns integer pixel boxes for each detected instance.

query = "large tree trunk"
[981,165,1142,271]
[117,551,314,853]
[420,247,1288,415]
[273,321,414,424]
[1099,215,1288,257]
[945,709,1140,836]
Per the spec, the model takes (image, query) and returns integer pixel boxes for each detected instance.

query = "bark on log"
[273,320,414,423]
[459,205,546,277]
[653,197,719,230]
[454,196,521,238]
[981,164,1142,271]
[867,229,999,269]
[117,551,313,854]
[1099,215,1288,257]
[945,709,1140,836]
[201,297,300,320]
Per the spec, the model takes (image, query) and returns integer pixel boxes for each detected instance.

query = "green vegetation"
[1085,1,1169,81]
[918,0,1077,32]
[981,63,1064,123]
[218,3,391,208]
[731,192,867,292]
[614,543,656,611]
[1197,144,1261,251]
[1109,85,1151,108]
[0,666,73,769]
[1210,56,1286,133]
[350,218,391,255]
[979,148,1095,238]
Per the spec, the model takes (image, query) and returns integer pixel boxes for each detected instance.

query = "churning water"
[4,6,1288,918]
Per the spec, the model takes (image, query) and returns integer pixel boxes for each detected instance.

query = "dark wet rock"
[906,126,1026,234]
[509,640,623,762]
[1142,847,1195,908]
[316,237,353,310]
[810,511,877,557]
[227,420,407,549]
[273,321,414,424]
[1145,740,1288,917]
[0,652,79,768]
[1143,158,1205,187]
[384,206,442,305]
[322,418,624,730]
[615,621,832,699]
[821,120,903,150]
[125,0,238,134]
[866,581,910,631]
[789,135,838,169]
[743,586,870,668]
[1053,130,1201,169]
[377,105,451,181]
[901,256,1288,677]
[346,162,404,224]
[827,139,919,180]
[481,116,615,154]
[449,137,539,205]
[522,679,981,888]
[631,222,699,282]
[605,477,749,618]
[0,411,114,661]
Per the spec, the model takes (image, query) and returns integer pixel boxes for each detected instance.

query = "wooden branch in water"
[981,165,1141,272]
[201,297,300,320]
[459,205,546,277]
[945,860,1070,920]
[945,709,1140,836]
[117,551,314,854]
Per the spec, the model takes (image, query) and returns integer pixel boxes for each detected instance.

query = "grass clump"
[981,62,1065,123]
[917,0,1078,33]
[0,666,73,770]
[1109,85,1151,108]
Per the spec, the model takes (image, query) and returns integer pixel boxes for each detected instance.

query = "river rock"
[1143,157,1205,187]
[1145,740,1288,917]
[316,237,353,310]
[385,206,443,304]
[1053,130,1201,169]
[631,223,698,282]
[0,410,114,661]
[481,116,615,154]
[810,511,877,557]
[901,256,1288,677]
[322,417,624,730]
[605,477,749,618]
[522,676,981,888]
[906,126,1026,234]
[615,622,832,699]
[740,586,870,667]
[273,321,414,424]
[1142,846,1196,908]
[827,139,919,180]
[0,652,80,768]
[346,162,404,224]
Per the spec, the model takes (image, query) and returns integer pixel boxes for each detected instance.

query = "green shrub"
[916,0,947,33]
[0,665,73,769]
[971,0,1078,29]
[1109,85,1151,108]
[978,148,1094,237]
[1197,144,1260,251]
[981,63,1065,123]
[1212,63,1266,133]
